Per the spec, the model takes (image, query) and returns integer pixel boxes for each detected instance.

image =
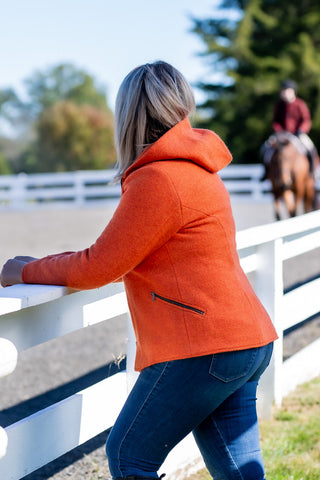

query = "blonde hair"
[114,61,195,180]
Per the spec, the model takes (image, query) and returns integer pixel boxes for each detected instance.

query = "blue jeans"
[106,343,273,480]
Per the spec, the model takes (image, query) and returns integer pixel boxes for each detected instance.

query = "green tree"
[0,88,32,174]
[0,88,22,123]
[0,150,12,174]
[25,100,115,172]
[24,63,109,116]
[0,64,116,174]
[16,63,115,173]
[192,0,320,163]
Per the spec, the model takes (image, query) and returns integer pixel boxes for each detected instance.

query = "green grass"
[189,376,320,480]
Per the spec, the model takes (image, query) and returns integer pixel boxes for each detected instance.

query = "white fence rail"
[0,170,121,209]
[1,166,320,210]
[0,210,320,479]
[0,165,273,209]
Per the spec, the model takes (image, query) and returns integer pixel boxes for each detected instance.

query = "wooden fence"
[0,210,319,479]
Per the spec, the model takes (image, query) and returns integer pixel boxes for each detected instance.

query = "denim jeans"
[106,342,273,480]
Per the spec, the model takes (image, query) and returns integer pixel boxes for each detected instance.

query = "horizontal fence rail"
[0,170,121,209]
[1,166,319,210]
[0,211,320,479]
[0,165,307,209]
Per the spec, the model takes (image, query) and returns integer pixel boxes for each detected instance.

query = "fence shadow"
[22,430,109,480]
[0,357,126,428]
[1,359,126,480]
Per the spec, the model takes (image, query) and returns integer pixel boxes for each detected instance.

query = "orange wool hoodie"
[22,118,278,370]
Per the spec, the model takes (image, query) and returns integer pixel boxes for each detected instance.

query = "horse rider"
[261,80,317,179]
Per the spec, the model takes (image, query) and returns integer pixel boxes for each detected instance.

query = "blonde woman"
[1,61,277,480]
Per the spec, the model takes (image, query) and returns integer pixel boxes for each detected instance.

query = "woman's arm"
[5,166,181,290]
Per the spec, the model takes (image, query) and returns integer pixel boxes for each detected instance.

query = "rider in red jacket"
[261,80,317,178]
[272,80,311,135]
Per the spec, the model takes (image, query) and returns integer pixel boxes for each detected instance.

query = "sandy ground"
[0,199,319,480]
[0,199,275,267]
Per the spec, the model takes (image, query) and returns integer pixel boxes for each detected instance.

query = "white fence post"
[0,428,8,460]
[0,338,18,458]
[10,174,28,209]
[255,238,284,417]
[74,171,85,206]
[126,314,139,392]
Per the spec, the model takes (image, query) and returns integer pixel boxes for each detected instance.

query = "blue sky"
[0,0,223,110]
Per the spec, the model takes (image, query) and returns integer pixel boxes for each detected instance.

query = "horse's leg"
[294,188,304,215]
[274,197,282,221]
[283,189,296,217]
[305,174,316,212]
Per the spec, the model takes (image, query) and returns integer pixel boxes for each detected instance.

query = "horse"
[265,133,316,220]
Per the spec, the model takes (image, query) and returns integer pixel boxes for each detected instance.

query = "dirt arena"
[0,199,274,269]
[0,200,319,480]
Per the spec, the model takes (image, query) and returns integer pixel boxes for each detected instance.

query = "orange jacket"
[22,118,277,370]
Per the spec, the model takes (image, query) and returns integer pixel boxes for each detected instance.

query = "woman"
[1,61,277,480]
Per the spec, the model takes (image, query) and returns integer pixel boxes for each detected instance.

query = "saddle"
[261,132,308,165]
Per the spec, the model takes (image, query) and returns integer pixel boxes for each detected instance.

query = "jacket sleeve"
[22,166,182,289]
[297,99,311,133]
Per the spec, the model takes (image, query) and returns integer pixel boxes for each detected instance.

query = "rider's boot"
[307,151,314,174]
[260,163,269,181]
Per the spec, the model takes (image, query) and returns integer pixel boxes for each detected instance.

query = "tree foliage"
[192,0,320,163]
[21,101,115,173]
[0,150,12,174]
[0,88,22,124]
[0,64,115,173]
[24,63,109,118]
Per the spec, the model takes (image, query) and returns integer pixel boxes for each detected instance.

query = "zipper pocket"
[151,292,204,315]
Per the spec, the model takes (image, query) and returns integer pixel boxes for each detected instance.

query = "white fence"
[1,165,319,210]
[0,170,121,209]
[0,210,320,479]
[0,165,272,209]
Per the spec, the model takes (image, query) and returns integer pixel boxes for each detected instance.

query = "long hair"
[114,61,195,180]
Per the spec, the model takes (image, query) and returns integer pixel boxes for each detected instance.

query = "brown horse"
[267,133,316,220]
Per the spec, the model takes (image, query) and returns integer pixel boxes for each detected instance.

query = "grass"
[189,376,320,480]
[84,377,320,480]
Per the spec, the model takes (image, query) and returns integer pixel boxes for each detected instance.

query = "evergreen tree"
[192,0,320,163]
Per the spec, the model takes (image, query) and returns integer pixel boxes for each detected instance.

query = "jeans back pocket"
[209,348,258,383]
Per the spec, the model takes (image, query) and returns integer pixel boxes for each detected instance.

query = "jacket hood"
[122,117,232,181]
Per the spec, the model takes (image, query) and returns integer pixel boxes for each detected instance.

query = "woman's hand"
[0,256,38,288]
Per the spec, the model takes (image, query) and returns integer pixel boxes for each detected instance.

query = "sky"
[0,0,224,111]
